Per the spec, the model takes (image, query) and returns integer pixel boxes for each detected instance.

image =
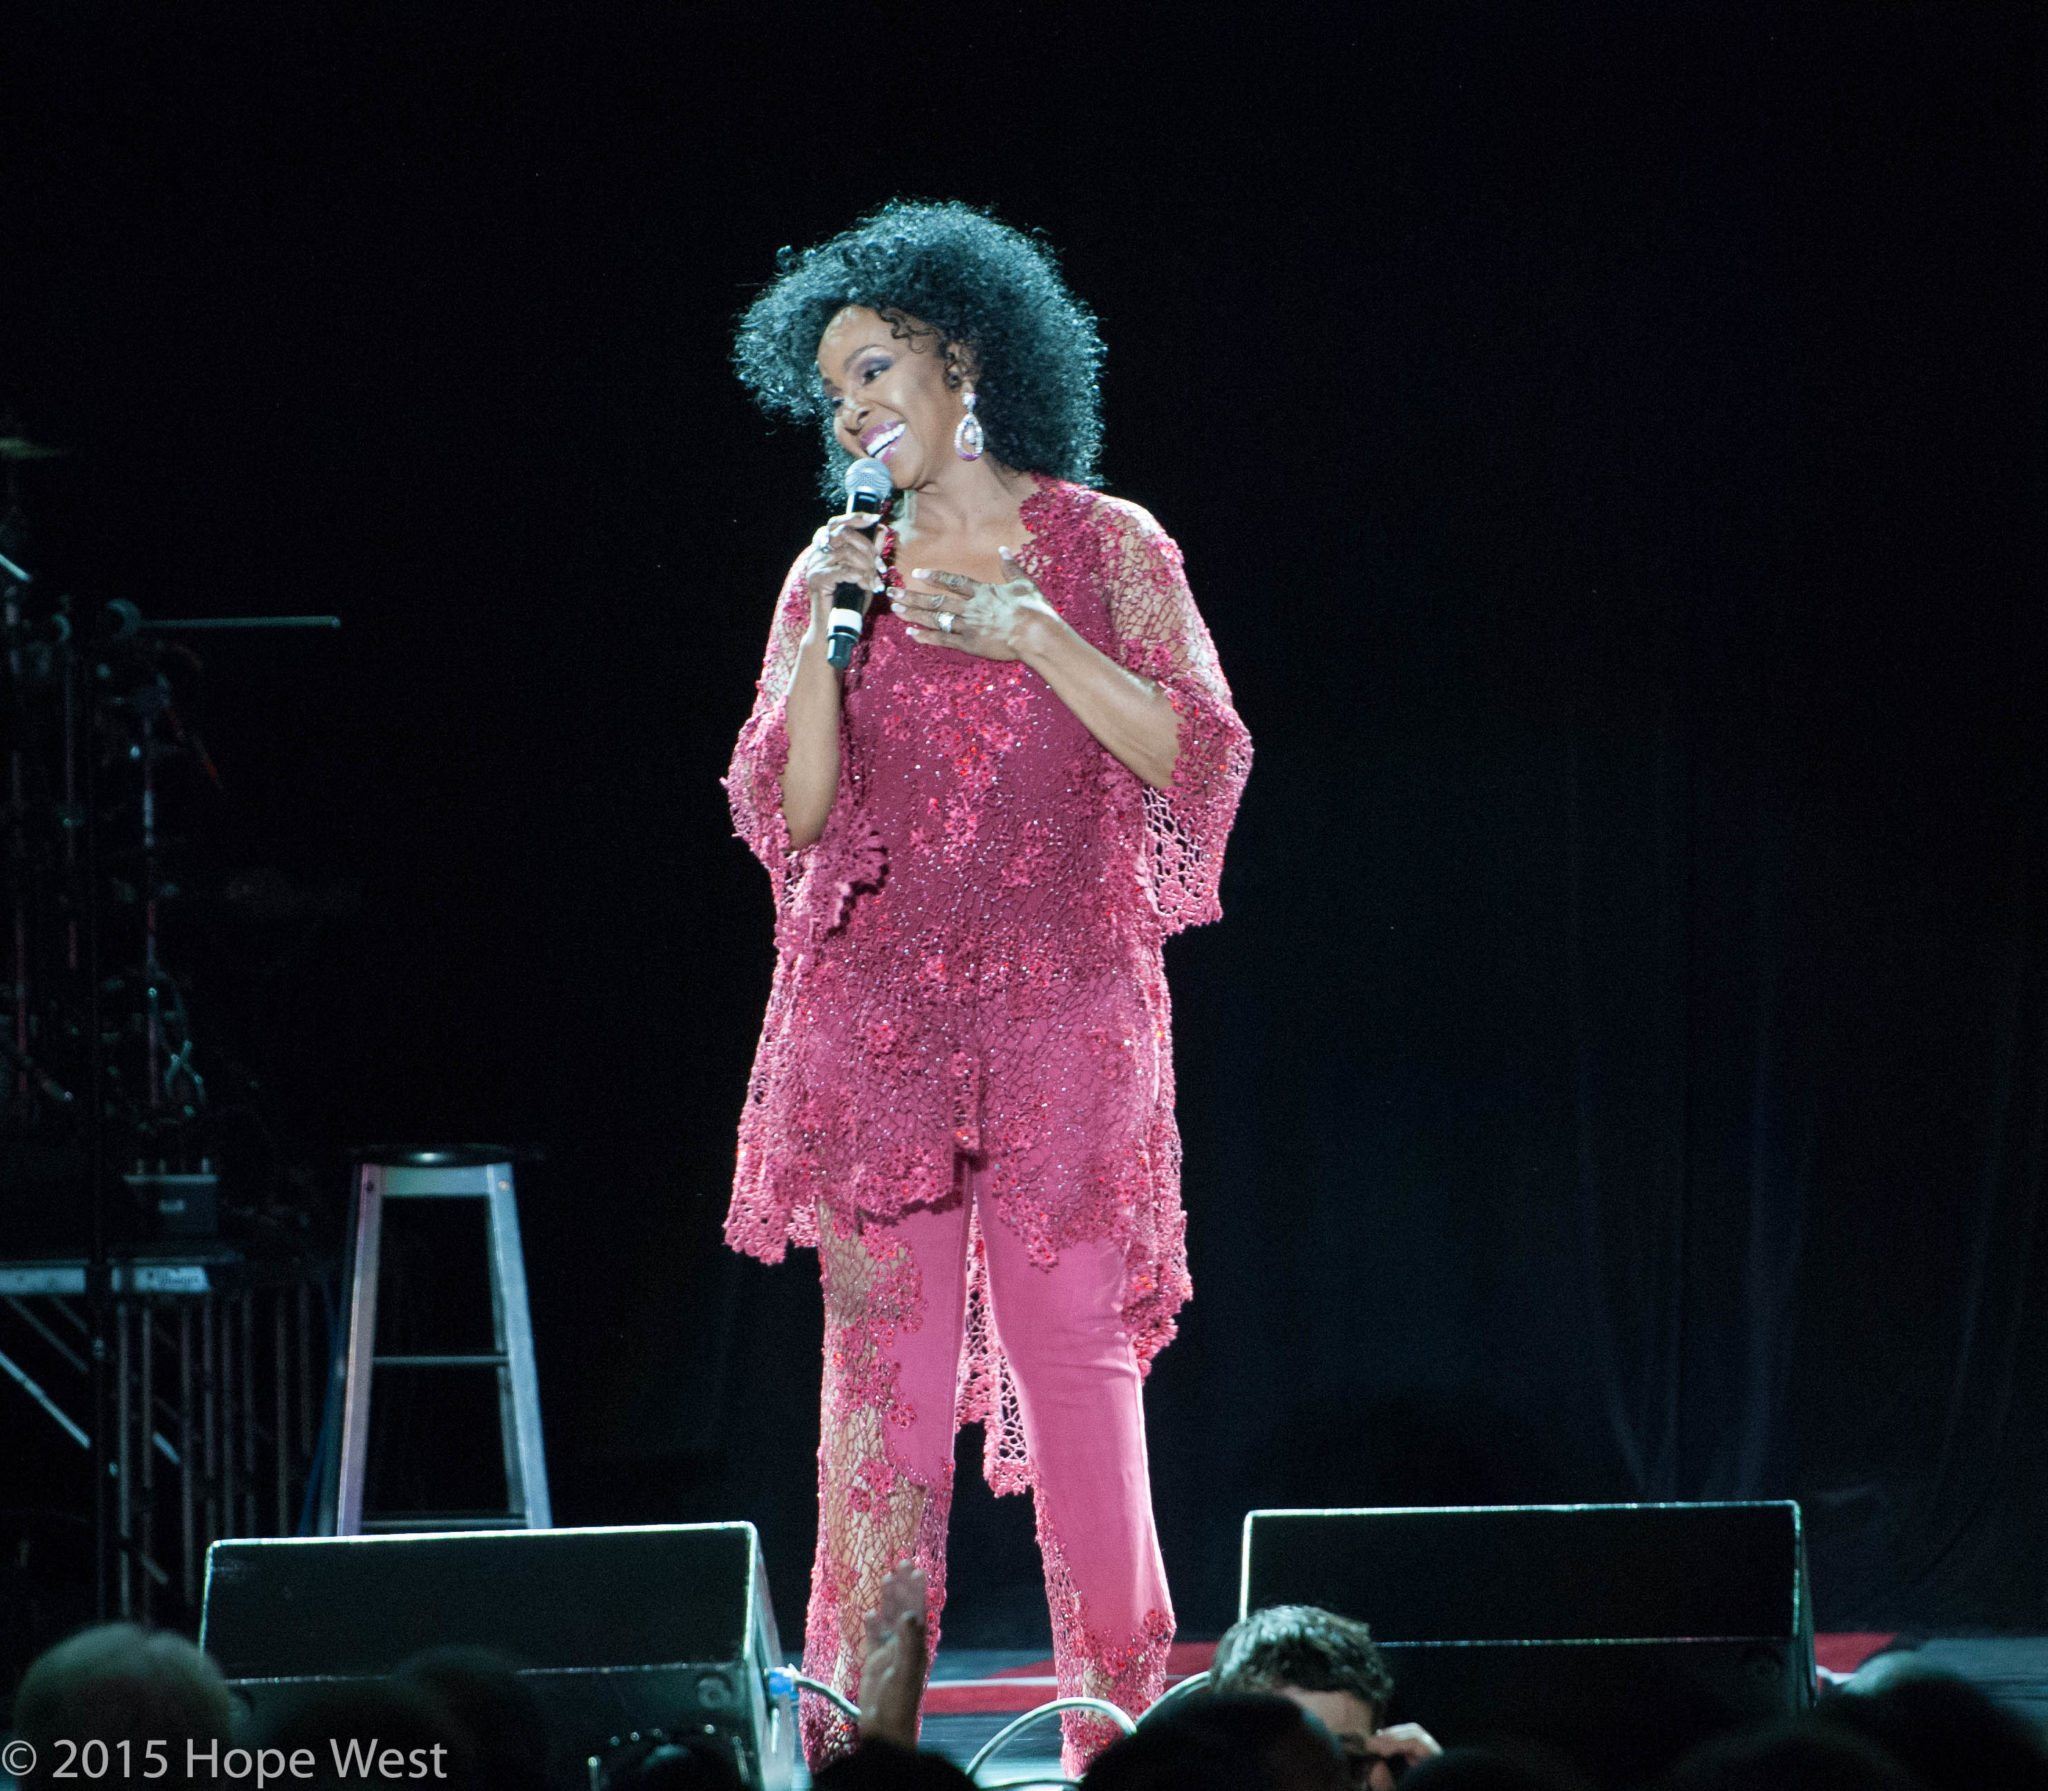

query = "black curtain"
[1,3,2040,1647]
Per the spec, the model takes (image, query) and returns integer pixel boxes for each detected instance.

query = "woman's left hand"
[894,547,1058,662]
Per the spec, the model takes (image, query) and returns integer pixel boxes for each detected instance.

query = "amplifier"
[200,1523,794,1790]
[1240,1502,1814,1787]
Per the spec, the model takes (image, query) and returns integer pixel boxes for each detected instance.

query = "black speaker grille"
[201,1525,757,1677]
[1243,1503,1802,1642]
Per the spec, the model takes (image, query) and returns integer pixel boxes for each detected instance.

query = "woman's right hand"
[784,511,887,843]
[803,511,892,631]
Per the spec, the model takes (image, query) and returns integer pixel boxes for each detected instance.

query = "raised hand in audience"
[1361,1720,1444,1788]
[857,1562,929,1751]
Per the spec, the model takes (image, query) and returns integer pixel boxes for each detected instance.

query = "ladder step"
[371,1353,510,1367]
[334,1158,553,1534]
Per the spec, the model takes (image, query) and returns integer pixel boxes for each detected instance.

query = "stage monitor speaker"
[200,1523,794,1791]
[1240,1502,1814,1788]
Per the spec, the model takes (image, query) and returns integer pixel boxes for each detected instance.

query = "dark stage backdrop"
[2,5,2041,1645]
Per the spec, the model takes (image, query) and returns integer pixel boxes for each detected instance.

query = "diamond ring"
[937,611,956,634]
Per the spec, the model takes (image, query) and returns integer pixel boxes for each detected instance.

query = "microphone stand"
[44,586,340,1619]
[0,548,116,1608]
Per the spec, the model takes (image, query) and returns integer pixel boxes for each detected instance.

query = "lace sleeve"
[1099,498,1252,934]
[721,548,818,909]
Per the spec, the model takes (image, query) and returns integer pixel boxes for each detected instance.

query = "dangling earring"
[953,385,986,461]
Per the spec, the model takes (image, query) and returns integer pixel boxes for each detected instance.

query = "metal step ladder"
[331,1149,551,1534]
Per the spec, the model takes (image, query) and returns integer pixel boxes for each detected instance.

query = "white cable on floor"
[768,1667,862,1721]
[966,1696,1137,1782]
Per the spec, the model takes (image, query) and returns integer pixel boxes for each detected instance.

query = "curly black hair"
[1211,1605,1397,1724]
[733,199,1105,501]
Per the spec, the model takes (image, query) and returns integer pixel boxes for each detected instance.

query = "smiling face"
[816,304,977,490]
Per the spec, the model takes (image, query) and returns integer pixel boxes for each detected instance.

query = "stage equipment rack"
[4,502,342,1618]
[0,1244,333,1622]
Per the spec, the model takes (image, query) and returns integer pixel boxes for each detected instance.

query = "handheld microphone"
[826,456,894,671]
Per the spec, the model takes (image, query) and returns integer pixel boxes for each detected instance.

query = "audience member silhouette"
[249,1676,475,1790]
[1213,1603,1443,1788]
[1822,1655,2048,1791]
[1081,1691,1348,1791]
[1655,1718,1923,1791]
[8,1622,234,1791]
[1403,1745,1592,1791]
[394,1645,550,1791]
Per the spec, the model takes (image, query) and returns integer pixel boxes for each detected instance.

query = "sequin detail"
[800,1211,953,1768]
[721,478,1252,1490]
[1033,1480,1175,1774]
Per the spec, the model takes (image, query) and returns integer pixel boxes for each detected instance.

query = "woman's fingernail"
[910,568,928,579]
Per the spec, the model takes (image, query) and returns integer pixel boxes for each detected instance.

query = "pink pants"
[802,1160,1174,1773]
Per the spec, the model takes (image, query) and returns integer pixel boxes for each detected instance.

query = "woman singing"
[722,200,1251,1773]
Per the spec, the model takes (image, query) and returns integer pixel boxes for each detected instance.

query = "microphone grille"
[843,456,894,507]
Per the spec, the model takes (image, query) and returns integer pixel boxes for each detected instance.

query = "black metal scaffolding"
[0,1247,333,1621]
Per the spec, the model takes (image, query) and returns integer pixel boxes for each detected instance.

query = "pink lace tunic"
[723,476,1251,1491]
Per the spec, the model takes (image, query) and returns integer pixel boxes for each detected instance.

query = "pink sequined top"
[722,476,1251,1491]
